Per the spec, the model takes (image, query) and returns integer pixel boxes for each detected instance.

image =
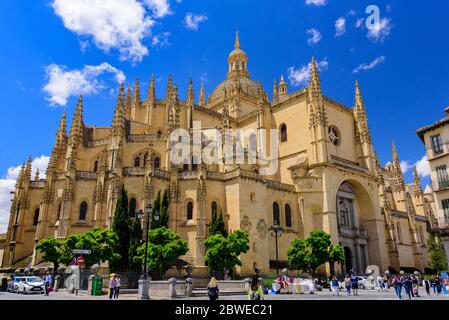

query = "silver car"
[15,276,45,294]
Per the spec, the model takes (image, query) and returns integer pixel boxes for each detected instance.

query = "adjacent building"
[1,33,432,275]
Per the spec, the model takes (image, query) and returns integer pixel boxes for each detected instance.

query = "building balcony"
[427,142,449,160]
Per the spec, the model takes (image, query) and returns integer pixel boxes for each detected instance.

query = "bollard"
[185,278,194,297]
[168,278,177,299]
[87,275,95,295]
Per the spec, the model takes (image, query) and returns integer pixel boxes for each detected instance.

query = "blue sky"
[0,0,449,231]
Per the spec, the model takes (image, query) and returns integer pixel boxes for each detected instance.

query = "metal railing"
[426,141,449,160]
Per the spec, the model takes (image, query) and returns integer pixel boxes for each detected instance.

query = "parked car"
[7,277,24,293]
[15,276,45,294]
[356,276,368,289]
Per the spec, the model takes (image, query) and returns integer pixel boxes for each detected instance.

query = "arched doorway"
[344,247,353,274]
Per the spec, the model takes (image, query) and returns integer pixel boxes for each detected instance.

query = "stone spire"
[47,111,67,174]
[199,82,206,107]
[112,84,125,136]
[166,74,173,101]
[68,95,84,147]
[125,84,132,118]
[392,141,405,190]
[131,79,141,119]
[34,168,40,182]
[187,77,194,107]
[16,163,25,188]
[147,74,155,104]
[278,75,288,98]
[272,79,279,103]
[234,31,241,49]
[227,32,249,79]
[308,57,326,128]
[25,155,32,183]
[413,166,423,197]
[354,81,372,144]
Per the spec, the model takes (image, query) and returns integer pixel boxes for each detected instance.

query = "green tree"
[62,228,121,268]
[427,235,448,273]
[209,209,228,237]
[328,244,345,275]
[111,187,131,270]
[151,190,170,229]
[35,237,65,272]
[129,217,143,269]
[205,230,249,277]
[287,230,344,276]
[133,227,188,279]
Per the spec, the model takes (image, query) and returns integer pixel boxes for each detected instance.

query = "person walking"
[412,275,419,297]
[423,278,430,296]
[436,276,442,295]
[43,271,53,296]
[392,275,402,299]
[377,275,384,292]
[403,276,414,300]
[108,275,117,300]
[207,277,219,301]
[351,274,359,296]
[344,275,351,296]
[331,276,340,296]
[383,274,390,291]
[113,274,121,299]
[430,276,437,295]
[248,277,264,300]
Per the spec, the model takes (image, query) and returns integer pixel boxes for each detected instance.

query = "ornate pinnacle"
[187,77,194,107]
[234,31,240,49]
[34,168,40,182]
[147,74,155,104]
[273,79,279,100]
[132,79,141,110]
[413,166,423,197]
[392,141,405,190]
[68,95,84,147]
[354,81,371,144]
[112,85,125,136]
[199,82,206,107]
[25,155,32,182]
[16,163,25,188]
[125,84,132,118]
[166,74,173,101]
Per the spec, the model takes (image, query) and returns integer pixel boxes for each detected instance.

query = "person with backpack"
[392,275,403,299]
[351,274,359,296]
[207,277,219,301]
[331,276,340,296]
[403,276,414,300]
[248,277,264,300]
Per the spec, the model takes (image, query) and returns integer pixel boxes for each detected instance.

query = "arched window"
[249,133,257,154]
[143,153,149,167]
[273,202,280,225]
[397,222,402,243]
[93,160,98,172]
[157,131,162,139]
[280,124,287,142]
[57,202,62,219]
[211,201,218,219]
[129,198,137,218]
[192,156,198,171]
[154,157,160,169]
[79,202,88,221]
[183,159,189,172]
[285,204,292,228]
[134,156,140,167]
[419,226,425,245]
[33,208,40,226]
[187,201,193,220]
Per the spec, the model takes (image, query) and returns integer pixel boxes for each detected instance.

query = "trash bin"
[91,276,104,296]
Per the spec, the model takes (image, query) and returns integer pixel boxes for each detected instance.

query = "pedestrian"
[392,275,402,299]
[377,275,384,292]
[331,276,340,296]
[351,274,359,296]
[436,276,442,295]
[113,274,121,299]
[430,276,437,295]
[248,277,264,300]
[344,275,351,296]
[412,275,419,297]
[423,278,430,296]
[43,270,53,296]
[383,274,390,291]
[207,277,219,301]
[403,276,413,300]
[109,274,117,300]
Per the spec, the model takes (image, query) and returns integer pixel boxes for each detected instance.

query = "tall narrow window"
[134,157,140,168]
[442,199,449,219]
[143,153,149,167]
[431,134,444,155]
[436,165,449,189]
[157,131,162,139]
[273,202,280,225]
[419,226,425,245]
[187,202,193,220]
[280,124,287,142]
[58,202,62,220]
[33,209,40,226]
[183,159,189,172]
[211,201,218,219]
[397,222,402,243]
[129,198,137,218]
[285,204,292,228]
[79,202,88,221]
[249,133,257,155]
[93,160,98,172]
[154,157,160,169]
[192,156,198,171]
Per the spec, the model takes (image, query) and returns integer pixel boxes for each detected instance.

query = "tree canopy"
[287,230,345,276]
[111,187,131,270]
[209,209,227,237]
[35,237,65,272]
[151,190,169,229]
[205,229,249,275]
[128,217,143,269]
[427,235,448,273]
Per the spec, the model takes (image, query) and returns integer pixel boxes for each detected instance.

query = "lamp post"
[269,220,284,277]
[137,203,159,299]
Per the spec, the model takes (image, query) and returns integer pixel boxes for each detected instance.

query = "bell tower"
[227,32,249,79]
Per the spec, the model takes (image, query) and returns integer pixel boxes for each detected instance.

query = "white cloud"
[200,72,208,83]
[306,28,322,46]
[287,58,329,87]
[183,12,208,31]
[335,17,346,37]
[416,155,431,178]
[400,160,413,174]
[352,56,386,74]
[151,32,171,47]
[43,63,126,106]
[347,10,356,16]
[51,0,155,62]
[143,0,172,18]
[305,0,327,6]
[355,18,364,29]
[367,17,392,42]
[0,156,50,233]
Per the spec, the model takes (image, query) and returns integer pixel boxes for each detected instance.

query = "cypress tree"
[159,189,169,228]
[111,187,131,270]
[209,209,228,237]
[129,216,143,269]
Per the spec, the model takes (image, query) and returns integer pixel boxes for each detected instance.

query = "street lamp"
[269,220,284,277]
[137,203,159,300]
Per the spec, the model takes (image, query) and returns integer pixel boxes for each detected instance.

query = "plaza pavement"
[1,288,449,300]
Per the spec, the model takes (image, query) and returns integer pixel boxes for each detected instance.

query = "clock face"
[328,126,340,146]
